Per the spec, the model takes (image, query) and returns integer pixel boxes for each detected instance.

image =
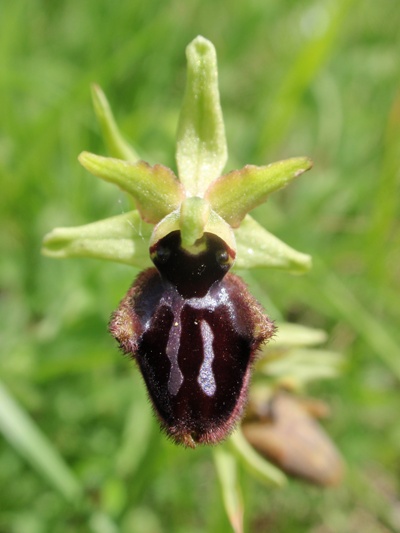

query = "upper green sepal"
[206,157,313,227]
[78,152,184,224]
[176,36,227,196]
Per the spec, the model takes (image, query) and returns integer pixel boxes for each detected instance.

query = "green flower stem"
[206,157,313,227]
[176,36,227,196]
[213,448,244,533]
[78,152,184,224]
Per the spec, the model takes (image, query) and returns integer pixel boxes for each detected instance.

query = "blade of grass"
[313,258,400,380]
[116,377,154,478]
[0,381,82,501]
[367,91,400,284]
[256,0,357,156]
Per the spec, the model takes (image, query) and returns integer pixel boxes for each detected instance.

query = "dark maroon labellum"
[109,231,275,447]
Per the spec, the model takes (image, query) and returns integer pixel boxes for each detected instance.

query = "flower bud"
[242,392,344,486]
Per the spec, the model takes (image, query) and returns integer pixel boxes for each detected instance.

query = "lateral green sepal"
[234,215,311,273]
[42,211,152,268]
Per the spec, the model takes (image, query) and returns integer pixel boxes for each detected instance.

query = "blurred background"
[1,0,399,531]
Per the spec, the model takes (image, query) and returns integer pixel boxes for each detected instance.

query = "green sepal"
[234,215,311,273]
[78,152,184,224]
[176,36,227,196]
[42,211,152,268]
[206,157,313,227]
[179,197,210,248]
[91,84,139,162]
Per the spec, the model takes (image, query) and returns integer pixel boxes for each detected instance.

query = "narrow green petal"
[234,215,311,273]
[79,152,184,223]
[213,448,244,533]
[0,381,81,501]
[115,378,154,477]
[176,35,227,196]
[42,211,152,268]
[91,84,139,162]
[206,157,313,226]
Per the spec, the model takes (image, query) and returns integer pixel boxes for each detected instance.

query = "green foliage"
[1,0,400,532]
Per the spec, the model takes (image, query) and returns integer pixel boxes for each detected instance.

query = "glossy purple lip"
[109,231,275,447]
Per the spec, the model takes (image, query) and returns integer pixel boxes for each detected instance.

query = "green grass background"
[1,0,399,531]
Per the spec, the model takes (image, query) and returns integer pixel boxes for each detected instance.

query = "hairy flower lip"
[110,267,275,447]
